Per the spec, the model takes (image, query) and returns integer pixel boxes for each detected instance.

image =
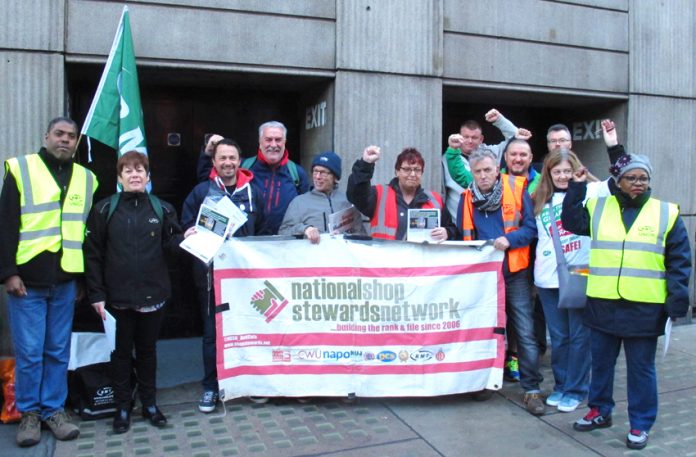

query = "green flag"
[81,6,147,157]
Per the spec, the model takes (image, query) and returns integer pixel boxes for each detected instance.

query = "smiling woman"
[83,150,184,434]
[561,153,692,449]
[117,151,150,193]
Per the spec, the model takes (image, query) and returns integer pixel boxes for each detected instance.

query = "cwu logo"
[68,193,84,207]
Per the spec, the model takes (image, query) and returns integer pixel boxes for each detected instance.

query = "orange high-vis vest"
[370,184,443,240]
[460,174,530,273]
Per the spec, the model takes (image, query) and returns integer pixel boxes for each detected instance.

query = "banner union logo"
[250,280,289,323]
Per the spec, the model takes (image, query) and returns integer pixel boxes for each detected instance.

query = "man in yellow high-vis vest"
[561,153,691,450]
[0,117,98,447]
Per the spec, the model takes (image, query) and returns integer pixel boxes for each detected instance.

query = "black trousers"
[110,306,165,409]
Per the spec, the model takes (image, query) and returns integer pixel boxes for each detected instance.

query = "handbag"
[547,202,587,309]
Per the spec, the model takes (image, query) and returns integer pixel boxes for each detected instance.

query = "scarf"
[470,178,503,212]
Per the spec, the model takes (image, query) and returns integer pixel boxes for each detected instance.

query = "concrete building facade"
[1,0,693,336]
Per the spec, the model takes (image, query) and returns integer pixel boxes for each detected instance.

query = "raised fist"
[448,134,464,149]
[205,134,224,156]
[362,145,381,164]
[515,128,532,141]
[484,109,501,123]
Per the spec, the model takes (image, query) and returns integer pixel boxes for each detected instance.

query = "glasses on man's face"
[399,167,423,175]
[621,175,650,184]
[312,169,332,177]
[547,138,571,145]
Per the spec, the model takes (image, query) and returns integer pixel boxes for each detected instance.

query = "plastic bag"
[0,358,21,423]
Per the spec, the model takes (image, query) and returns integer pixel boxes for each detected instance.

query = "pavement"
[2,323,696,457]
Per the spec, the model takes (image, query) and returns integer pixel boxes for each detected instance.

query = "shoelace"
[47,412,68,426]
[19,415,40,430]
[202,392,215,402]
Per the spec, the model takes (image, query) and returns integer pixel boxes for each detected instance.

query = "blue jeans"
[537,287,590,400]
[505,270,541,392]
[6,281,76,419]
[588,328,658,431]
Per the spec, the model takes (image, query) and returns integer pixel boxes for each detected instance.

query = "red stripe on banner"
[218,358,497,377]
[221,327,498,348]
[215,263,500,280]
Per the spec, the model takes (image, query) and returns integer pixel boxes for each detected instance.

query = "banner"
[81,6,147,158]
[214,236,506,399]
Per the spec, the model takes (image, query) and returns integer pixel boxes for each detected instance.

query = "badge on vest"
[68,193,84,207]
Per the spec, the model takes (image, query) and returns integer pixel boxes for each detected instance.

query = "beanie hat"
[609,154,653,181]
[312,151,342,180]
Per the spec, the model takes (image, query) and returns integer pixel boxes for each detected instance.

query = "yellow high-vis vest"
[5,153,97,273]
[586,196,678,303]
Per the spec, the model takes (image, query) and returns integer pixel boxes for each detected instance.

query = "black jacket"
[84,192,183,309]
[346,158,457,240]
[561,181,692,337]
[0,149,78,286]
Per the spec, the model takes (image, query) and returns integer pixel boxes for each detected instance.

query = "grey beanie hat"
[609,154,653,181]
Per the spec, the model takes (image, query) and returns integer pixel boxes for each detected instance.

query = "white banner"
[214,236,506,399]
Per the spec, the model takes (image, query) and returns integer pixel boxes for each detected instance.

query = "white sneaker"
[626,430,649,450]
[546,391,563,407]
[557,396,581,412]
[248,396,269,404]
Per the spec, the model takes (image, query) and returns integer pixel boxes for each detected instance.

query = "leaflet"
[327,205,364,234]
[180,198,248,264]
[406,208,440,243]
[663,317,672,358]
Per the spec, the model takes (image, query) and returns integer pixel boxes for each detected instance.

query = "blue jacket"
[181,170,267,237]
[244,150,309,234]
[561,181,692,337]
[182,170,269,289]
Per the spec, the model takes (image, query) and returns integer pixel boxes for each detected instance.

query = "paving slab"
[543,387,696,457]
[53,398,419,457]
[385,393,593,457]
[2,324,695,456]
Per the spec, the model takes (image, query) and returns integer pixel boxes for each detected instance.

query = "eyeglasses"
[547,138,571,145]
[621,175,650,184]
[399,167,423,175]
[312,169,332,177]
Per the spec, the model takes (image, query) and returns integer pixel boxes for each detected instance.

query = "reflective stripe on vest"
[586,196,678,303]
[370,185,442,240]
[460,174,530,272]
[7,154,97,272]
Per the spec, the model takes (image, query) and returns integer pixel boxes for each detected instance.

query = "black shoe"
[112,409,131,434]
[573,407,612,432]
[142,405,167,427]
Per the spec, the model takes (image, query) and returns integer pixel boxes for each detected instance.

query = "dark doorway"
[67,64,332,338]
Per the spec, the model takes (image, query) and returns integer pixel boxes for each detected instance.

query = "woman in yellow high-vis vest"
[561,153,691,450]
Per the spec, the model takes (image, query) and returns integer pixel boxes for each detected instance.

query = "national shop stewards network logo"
[250,281,288,323]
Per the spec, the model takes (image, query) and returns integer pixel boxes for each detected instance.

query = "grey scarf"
[470,178,503,212]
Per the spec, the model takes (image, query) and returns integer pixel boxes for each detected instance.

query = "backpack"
[107,192,163,223]
[242,156,301,192]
